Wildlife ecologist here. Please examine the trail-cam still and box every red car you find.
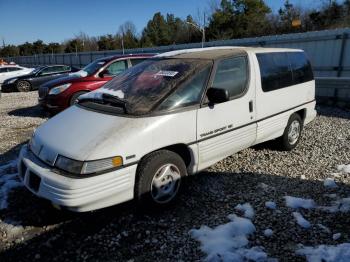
[38,54,154,112]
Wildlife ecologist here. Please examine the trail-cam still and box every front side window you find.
[79,58,212,115]
[158,65,211,111]
[212,56,248,98]
[105,60,127,76]
[81,59,108,76]
[40,67,55,75]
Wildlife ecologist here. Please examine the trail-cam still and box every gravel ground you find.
[0,92,47,164]
[0,92,350,261]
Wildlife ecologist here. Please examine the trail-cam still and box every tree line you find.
[1,0,350,58]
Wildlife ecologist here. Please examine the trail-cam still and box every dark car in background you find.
[1,65,80,92]
[38,54,154,113]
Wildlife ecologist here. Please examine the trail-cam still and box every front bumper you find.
[1,83,16,92]
[18,145,137,212]
[38,92,66,112]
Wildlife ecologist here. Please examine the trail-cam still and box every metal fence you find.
[8,28,350,78]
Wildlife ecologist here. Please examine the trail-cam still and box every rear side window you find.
[288,52,313,84]
[257,53,293,92]
[212,56,248,98]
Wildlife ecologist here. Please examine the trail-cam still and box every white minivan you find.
[18,47,316,212]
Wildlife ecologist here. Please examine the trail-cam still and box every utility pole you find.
[202,13,206,48]
[121,36,125,55]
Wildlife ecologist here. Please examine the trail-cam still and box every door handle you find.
[249,100,253,113]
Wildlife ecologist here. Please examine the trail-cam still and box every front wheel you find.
[16,80,31,92]
[135,150,187,207]
[278,113,303,151]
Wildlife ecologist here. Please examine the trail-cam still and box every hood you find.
[5,73,34,83]
[42,74,84,89]
[31,105,154,162]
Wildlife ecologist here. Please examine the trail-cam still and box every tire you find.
[278,113,303,151]
[69,91,88,106]
[16,80,31,92]
[135,150,187,208]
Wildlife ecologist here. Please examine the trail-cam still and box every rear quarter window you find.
[288,52,313,84]
[257,51,313,92]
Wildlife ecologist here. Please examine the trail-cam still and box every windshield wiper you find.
[77,93,128,113]
[101,93,128,113]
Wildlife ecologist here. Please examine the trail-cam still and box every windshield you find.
[79,58,212,115]
[31,66,44,74]
[81,59,108,76]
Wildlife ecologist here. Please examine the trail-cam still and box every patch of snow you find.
[324,178,338,189]
[337,164,350,174]
[0,160,22,209]
[318,197,350,213]
[296,243,350,262]
[263,229,273,237]
[69,70,87,77]
[324,194,337,199]
[235,203,255,219]
[293,212,311,229]
[285,196,316,209]
[190,214,275,262]
[333,233,341,240]
[317,224,331,234]
[265,201,277,210]
[156,46,243,58]
[0,221,25,239]
[258,183,275,192]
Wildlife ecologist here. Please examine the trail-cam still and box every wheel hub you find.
[151,164,181,204]
[288,120,300,145]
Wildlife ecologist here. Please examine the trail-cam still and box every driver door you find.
[196,55,257,171]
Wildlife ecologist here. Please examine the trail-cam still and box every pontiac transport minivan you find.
[18,47,316,212]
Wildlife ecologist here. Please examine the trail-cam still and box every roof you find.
[97,53,155,62]
[157,46,303,60]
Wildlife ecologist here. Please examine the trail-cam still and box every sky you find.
[0,0,324,45]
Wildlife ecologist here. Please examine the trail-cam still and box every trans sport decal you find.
[200,124,233,138]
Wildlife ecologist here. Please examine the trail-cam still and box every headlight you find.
[55,155,123,175]
[55,155,83,174]
[6,78,17,84]
[49,83,72,95]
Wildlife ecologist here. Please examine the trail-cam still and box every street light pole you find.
[186,19,205,48]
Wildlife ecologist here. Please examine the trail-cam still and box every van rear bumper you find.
[304,101,317,125]
[18,145,137,212]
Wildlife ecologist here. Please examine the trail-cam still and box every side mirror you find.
[206,87,229,104]
[98,70,106,78]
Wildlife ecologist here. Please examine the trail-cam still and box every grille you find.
[39,87,48,98]
[28,171,41,192]
[20,161,27,180]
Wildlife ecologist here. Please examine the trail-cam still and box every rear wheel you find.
[16,80,31,92]
[278,113,303,151]
[69,91,88,106]
[135,150,186,207]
